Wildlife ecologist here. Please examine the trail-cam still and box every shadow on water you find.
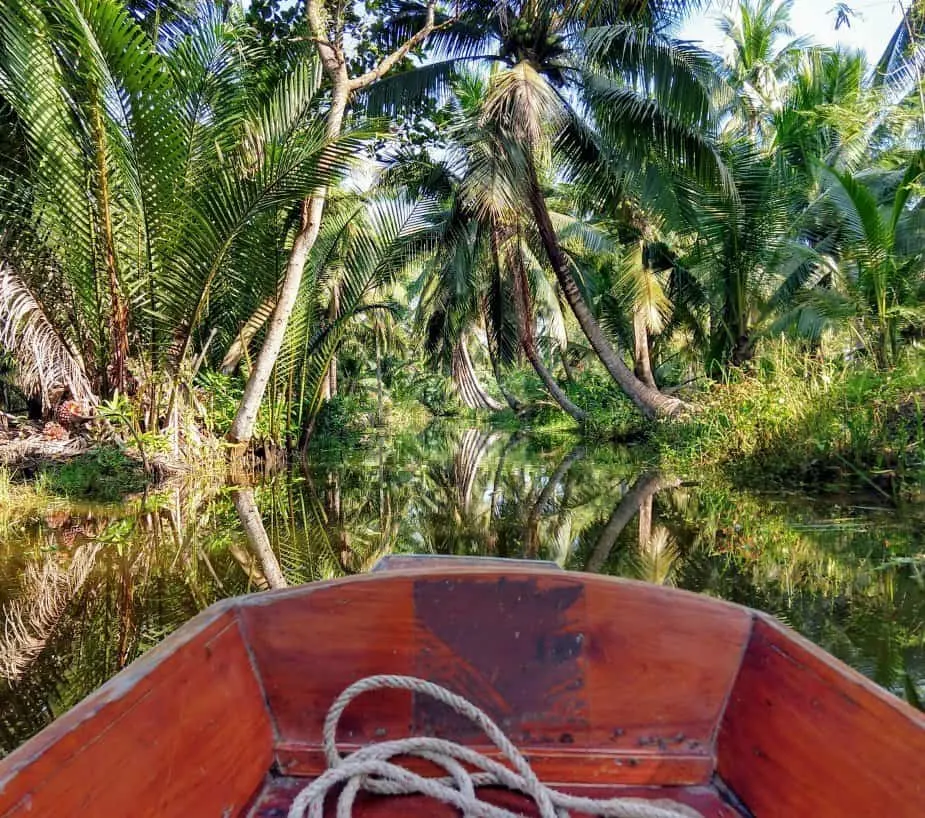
[0,422,923,751]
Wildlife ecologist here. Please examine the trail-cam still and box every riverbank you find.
[650,348,925,500]
[2,348,921,504]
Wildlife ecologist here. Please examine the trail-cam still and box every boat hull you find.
[0,563,921,816]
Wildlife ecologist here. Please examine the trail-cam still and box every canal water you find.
[0,425,922,753]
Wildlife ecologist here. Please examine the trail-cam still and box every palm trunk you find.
[633,309,657,389]
[227,78,349,445]
[586,473,681,573]
[525,162,683,419]
[511,243,587,423]
[91,97,129,395]
[452,333,504,411]
[222,297,275,373]
[232,488,287,589]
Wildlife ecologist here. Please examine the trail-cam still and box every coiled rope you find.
[287,675,704,818]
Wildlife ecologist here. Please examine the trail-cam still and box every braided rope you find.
[287,675,704,818]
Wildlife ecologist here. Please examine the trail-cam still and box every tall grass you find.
[653,345,925,497]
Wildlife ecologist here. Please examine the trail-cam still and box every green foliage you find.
[312,395,368,446]
[197,370,297,442]
[37,446,148,501]
[652,346,925,496]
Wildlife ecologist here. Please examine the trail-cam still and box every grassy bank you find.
[650,348,925,499]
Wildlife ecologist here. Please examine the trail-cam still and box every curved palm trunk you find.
[523,444,586,556]
[586,472,681,573]
[221,297,275,373]
[511,245,588,423]
[452,333,504,411]
[525,164,683,419]
[633,309,658,389]
[231,488,288,589]
[227,79,350,446]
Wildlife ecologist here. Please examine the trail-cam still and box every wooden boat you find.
[0,556,923,817]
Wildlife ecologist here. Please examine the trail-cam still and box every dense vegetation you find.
[0,0,922,494]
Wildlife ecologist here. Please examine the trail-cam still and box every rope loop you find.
[287,675,704,818]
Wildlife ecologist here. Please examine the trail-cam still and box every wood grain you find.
[717,615,925,817]
[0,606,273,818]
[239,568,751,786]
[245,776,746,818]
[274,741,713,785]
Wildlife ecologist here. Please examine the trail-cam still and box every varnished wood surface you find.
[244,776,747,818]
[0,607,274,818]
[274,742,713,786]
[238,569,752,786]
[372,555,561,572]
[718,615,925,817]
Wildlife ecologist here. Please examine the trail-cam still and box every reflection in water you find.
[0,425,923,752]
[232,489,287,590]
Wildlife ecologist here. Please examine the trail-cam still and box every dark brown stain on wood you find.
[412,577,588,743]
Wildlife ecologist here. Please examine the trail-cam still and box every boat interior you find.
[0,562,922,817]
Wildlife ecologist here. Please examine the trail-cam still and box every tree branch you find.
[306,0,345,75]
[348,0,450,92]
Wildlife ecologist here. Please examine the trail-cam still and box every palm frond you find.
[0,265,97,408]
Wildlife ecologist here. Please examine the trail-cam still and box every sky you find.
[680,0,904,60]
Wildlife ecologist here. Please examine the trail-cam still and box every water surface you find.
[1,425,922,753]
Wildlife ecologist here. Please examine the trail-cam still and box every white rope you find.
[287,675,704,818]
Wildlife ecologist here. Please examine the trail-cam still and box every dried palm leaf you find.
[0,264,97,409]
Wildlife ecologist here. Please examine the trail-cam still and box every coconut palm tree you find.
[394,74,590,422]
[470,0,726,417]
[814,158,925,366]
[718,0,811,139]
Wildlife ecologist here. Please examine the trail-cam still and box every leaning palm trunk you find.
[452,333,504,411]
[227,81,349,445]
[525,165,683,419]
[586,473,682,573]
[231,488,288,590]
[221,297,275,374]
[511,246,587,423]
[633,309,658,389]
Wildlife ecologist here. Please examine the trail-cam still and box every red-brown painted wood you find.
[0,606,274,818]
[238,569,751,786]
[245,776,746,818]
[273,742,714,786]
[717,615,925,817]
